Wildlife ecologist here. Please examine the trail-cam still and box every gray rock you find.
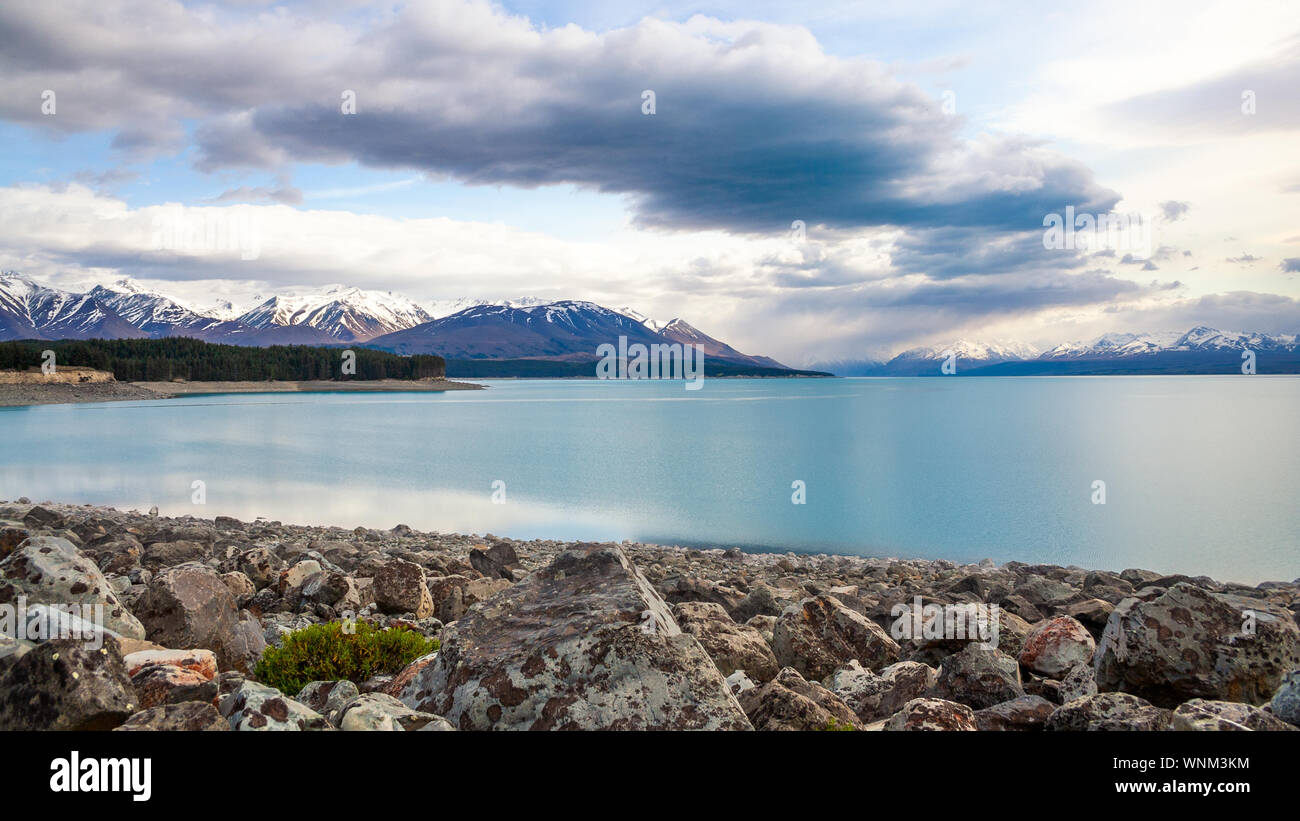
[772,594,901,681]
[296,679,361,722]
[1047,692,1172,731]
[738,666,861,730]
[1018,615,1096,677]
[674,601,779,682]
[373,559,433,617]
[336,692,454,731]
[0,536,145,639]
[1169,699,1296,731]
[1269,669,1300,727]
[974,695,1055,731]
[114,701,229,731]
[932,642,1024,709]
[219,680,331,730]
[883,698,977,731]
[394,544,751,730]
[1093,583,1300,706]
[0,637,137,730]
[134,563,257,673]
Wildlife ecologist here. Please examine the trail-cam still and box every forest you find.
[0,338,445,382]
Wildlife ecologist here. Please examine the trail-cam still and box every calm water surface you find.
[2,376,1296,584]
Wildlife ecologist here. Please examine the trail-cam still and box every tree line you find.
[0,338,445,382]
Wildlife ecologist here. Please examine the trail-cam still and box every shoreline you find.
[0,377,484,407]
[1,498,1297,731]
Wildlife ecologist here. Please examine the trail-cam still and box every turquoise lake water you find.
[1,376,1296,584]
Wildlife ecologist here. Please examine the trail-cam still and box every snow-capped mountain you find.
[1042,328,1298,359]
[236,286,434,342]
[0,272,145,341]
[864,339,1042,375]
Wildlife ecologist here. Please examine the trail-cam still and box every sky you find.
[0,0,1297,365]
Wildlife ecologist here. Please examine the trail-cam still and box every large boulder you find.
[0,536,145,639]
[394,544,751,730]
[932,643,1024,709]
[883,698,977,731]
[336,693,454,731]
[1093,583,1300,706]
[468,542,519,580]
[134,563,264,673]
[974,695,1056,731]
[114,701,229,731]
[738,666,861,730]
[1046,693,1172,731]
[219,680,331,731]
[131,664,217,708]
[674,601,779,682]
[823,659,937,723]
[0,638,137,730]
[1270,669,1300,727]
[1018,615,1096,677]
[772,595,901,681]
[297,679,361,723]
[1169,699,1296,731]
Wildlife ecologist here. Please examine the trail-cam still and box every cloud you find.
[0,0,1117,235]
[1226,253,1261,263]
[1158,200,1190,221]
[1281,258,1300,273]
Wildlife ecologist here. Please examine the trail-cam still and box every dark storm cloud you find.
[0,0,1118,236]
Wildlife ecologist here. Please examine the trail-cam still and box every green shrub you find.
[820,717,856,731]
[254,621,438,695]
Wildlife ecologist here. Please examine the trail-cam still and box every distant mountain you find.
[859,339,1041,376]
[0,273,145,341]
[616,310,789,369]
[835,328,1300,376]
[235,286,434,342]
[804,357,887,376]
[370,301,687,360]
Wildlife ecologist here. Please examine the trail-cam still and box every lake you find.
[1,376,1296,584]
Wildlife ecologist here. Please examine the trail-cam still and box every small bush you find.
[820,717,856,731]
[255,621,437,695]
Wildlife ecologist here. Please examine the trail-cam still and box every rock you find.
[468,542,518,580]
[0,536,145,639]
[22,505,64,529]
[1269,669,1300,727]
[657,575,746,612]
[296,680,361,722]
[114,701,229,731]
[237,547,284,590]
[932,643,1024,709]
[999,594,1045,623]
[883,698,977,731]
[1059,662,1098,704]
[1062,598,1115,640]
[425,575,468,622]
[373,559,433,617]
[134,563,257,672]
[674,601,780,682]
[1046,693,1172,731]
[123,648,219,680]
[1170,699,1296,731]
[219,680,331,730]
[142,540,207,570]
[824,659,938,723]
[1093,583,1300,706]
[131,664,217,708]
[729,585,784,623]
[298,570,361,612]
[725,670,756,696]
[337,693,454,731]
[1015,576,1078,610]
[0,638,137,730]
[394,544,751,730]
[278,560,322,596]
[220,571,257,608]
[0,523,30,559]
[974,695,1055,730]
[1018,615,1096,677]
[738,667,862,730]
[772,594,901,681]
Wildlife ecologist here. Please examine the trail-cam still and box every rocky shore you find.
[1,499,1297,731]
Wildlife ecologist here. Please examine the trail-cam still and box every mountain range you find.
[819,328,1300,376]
[0,272,789,370]
[5,271,1296,375]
